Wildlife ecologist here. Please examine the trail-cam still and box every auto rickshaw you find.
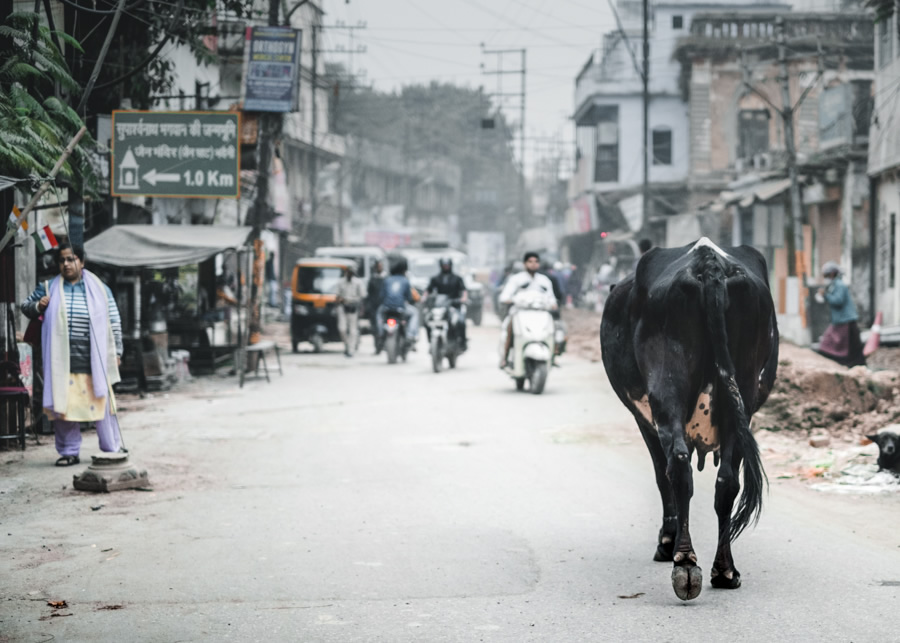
[290,257,357,353]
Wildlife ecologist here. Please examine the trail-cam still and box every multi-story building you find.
[868,9,900,329]
[566,0,788,269]
[675,11,873,341]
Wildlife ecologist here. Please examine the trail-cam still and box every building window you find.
[594,106,619,183]
[738,109,770,159]
[672,15,683,30]
[879,19,892,68]
[652,128,672,165]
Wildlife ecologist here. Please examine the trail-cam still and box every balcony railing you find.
[689,13,873,45]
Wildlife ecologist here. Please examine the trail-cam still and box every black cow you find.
[600,238,778,601]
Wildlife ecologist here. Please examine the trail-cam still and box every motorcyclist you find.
[376,258,420,351]
[498,251,556,369]
[424,257,468,351]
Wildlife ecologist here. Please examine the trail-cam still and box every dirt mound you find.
[754,343,900,440]
[563,308,900,440]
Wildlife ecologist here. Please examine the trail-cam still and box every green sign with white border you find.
[111,111,240,198]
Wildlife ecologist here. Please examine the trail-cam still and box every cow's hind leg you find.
[635,419,677,562]
[711,440,742,589]
[656,415,702,601]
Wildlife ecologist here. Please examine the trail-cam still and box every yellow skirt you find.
[44,373,115,422]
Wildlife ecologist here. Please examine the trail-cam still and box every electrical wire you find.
[55,0,146,15]
[76,0,127,114]
[93,0,184,91]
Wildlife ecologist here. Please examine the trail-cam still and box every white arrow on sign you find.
[142,169,181,187]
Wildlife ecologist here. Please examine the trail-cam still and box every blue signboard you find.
[243,26,302,113]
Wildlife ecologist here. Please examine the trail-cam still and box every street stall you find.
[84,224,253,387]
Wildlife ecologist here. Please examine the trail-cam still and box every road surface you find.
[1,316,899,641]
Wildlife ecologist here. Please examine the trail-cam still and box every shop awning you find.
[718,177,792,209]
[85,224,252,268]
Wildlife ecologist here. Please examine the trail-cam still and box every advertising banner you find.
[111,111,240,198]
[243,26,302,113]
[565,195,598,234]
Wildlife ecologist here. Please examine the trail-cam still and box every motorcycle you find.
[502,290,556,394]
[425,295,464,372]
[381,309,410,364]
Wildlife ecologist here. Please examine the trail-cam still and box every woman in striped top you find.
[21,243,124,466]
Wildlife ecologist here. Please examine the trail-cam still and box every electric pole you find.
[777,16,805,282]
[481,46,527,235]
[741,17,823,280]
[642,0,649,228]
[315,21,367,244]
[310,23,317,226]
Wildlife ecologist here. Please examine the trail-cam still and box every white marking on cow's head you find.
[689,237,730,259]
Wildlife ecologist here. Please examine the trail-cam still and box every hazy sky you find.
[325,0,619,174]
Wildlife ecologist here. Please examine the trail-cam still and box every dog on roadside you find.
[866,431,900,474]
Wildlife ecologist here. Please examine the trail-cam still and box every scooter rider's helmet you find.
[439,257,452,271]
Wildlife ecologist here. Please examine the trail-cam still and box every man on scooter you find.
[424,257,468,351]
[498,251,556,368]
[376,258,420,351]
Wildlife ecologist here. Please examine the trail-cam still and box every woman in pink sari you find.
[814,261,865,368]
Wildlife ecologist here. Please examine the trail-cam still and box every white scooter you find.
[502,290,556,394]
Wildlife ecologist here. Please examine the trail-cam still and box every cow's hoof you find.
[710,567,742,589]
[672,565,703,601]
[653,542,674,562]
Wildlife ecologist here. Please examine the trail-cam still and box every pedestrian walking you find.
[336,264,365,357]
[814,261,866,367]
[367,260,385,354]
[20,243,124,466]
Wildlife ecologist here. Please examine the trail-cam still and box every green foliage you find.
[0,12,97,195]
[866,0,897,29]
[93,0,261,111]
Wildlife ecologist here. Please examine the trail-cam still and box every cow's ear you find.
[866,434,880,445]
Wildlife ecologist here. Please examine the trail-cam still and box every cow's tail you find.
[699,249,766,542]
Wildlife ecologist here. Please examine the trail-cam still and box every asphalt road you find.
[2,316,899,642]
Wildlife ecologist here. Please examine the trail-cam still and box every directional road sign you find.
[111,111,241,198]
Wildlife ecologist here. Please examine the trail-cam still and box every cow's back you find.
[601,240,778,419]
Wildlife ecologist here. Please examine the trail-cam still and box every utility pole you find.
[244,0,284,346]
[310,23,318,226]
[315,22,366,243]
[777,16,805,281]
[739,17,826,332]
[520,49,527,232]
[642,0,649,229]
[481,46,527,235]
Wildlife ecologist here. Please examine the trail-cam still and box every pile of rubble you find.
[754,343,900,438]
[563,308,900,492]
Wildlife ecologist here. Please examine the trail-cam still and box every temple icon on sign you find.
[118,148,140,190]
